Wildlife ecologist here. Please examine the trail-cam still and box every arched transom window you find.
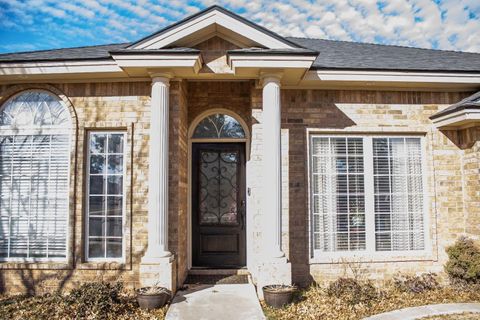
[192,113,246,139]
[0,90,71,260]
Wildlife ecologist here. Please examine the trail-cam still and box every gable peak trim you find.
[128,5,300,50]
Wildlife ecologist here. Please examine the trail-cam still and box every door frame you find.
[187,109,250,270]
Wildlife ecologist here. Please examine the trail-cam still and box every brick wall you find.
[169,81,189,286]
[0,82,153,294]
[457,127,480,239]
[0,80,478,294]
[269,89,476,286]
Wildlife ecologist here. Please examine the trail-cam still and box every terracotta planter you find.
[136,287,171,310]
[262,285,296,308]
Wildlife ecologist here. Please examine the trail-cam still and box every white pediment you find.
[129,6,297,50]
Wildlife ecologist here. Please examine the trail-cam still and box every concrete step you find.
[184,273,249,285]
[188,268,250,276]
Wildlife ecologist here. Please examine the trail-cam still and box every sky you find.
[0,0,479,54]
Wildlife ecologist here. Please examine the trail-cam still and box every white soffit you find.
[304,70,480,84]
[130,9,295,50]
[228,54,316,71]
[111,54,201,70]
[0,60,122,76]
[431,108,480,128]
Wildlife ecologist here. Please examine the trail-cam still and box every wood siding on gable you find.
[193,36,239,74]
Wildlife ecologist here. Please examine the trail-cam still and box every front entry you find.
[192,143,246,267]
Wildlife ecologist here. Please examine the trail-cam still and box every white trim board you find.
[130,9,295,50]
[0,60,122,76]
[304,70,480,84]
[431,108,480,128]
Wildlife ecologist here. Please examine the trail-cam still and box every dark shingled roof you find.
[227,48,318,55]
[286,37,480,72]
[109,47,200,54]
[430,91,480,119]
[1,38,479,73]
[0,43,129,62]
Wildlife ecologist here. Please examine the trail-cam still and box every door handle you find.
[240,200,246,230]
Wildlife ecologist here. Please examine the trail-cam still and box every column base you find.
[255,256,292,299]
[140,255,177,293]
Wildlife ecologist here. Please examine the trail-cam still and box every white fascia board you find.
[112,54,201,69]
[229,55,315,70]
[305,70,480,84]
[133,10,294,50]
[0,60,122,75]
[431,109,480,128]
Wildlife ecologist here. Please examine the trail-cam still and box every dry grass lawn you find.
[262,285,480,320]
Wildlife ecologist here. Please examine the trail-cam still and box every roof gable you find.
[128,5,299,50]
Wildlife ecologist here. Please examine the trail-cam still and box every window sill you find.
[76,261,129,270]
[309,250,435,264]
[0,261,72,270]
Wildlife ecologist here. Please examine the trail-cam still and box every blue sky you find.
[0,0,479,54]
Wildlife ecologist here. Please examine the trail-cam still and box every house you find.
[0,5,479,296]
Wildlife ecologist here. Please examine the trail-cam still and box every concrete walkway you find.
[165,283,265,320]
[364,303,480,320]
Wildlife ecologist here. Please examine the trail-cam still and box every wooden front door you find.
[192,143,246,267]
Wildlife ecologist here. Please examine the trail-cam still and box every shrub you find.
[445,237,480,284]
[327,277,377,305]
[393,273,439,293]
[65,282,123,319]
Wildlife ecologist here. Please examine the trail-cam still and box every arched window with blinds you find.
[0,90,71,260]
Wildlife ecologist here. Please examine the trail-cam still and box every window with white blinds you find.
[373,138,425,251]
[311,137,366,252]
[309,135,427,259]
[86,132,126,261]
[0,91,71,261]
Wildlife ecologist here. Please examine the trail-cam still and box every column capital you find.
[260,70,283,86]
[149,71,174,84]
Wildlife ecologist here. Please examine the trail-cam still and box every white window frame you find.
[85,131,127,263]
[308,133,431,263]
[0,90,72,263]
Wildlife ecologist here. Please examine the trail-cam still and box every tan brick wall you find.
[269,89,476,286]
[455,127,480,239]
[0,82,154,294]
[0,80,478,293]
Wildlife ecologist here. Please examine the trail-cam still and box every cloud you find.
[57,2,95,19]
[0,0,479,54]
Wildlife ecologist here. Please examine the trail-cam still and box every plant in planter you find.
[262,284,297,308]
[136,283,171,310]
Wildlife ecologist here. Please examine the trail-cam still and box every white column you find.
[262,74,285,259]
[143,74,172,261]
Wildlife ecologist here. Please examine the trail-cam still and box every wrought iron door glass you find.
[198,150,238,225]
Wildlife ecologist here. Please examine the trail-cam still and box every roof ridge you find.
[0,42,130,56]
[286,36,480,55]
